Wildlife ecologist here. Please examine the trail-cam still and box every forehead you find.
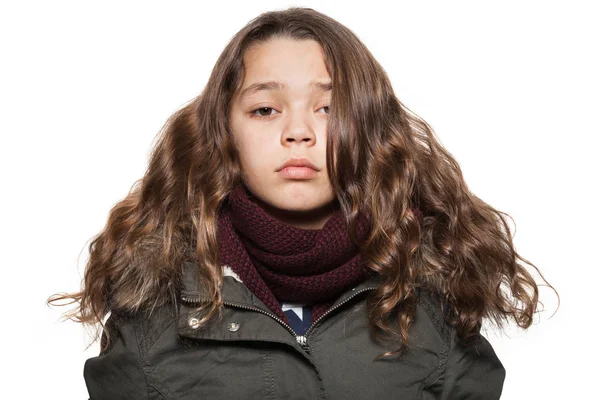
[238,38,331,98]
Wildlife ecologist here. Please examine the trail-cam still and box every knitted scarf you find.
[217,183,375,325]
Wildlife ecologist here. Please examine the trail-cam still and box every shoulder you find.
[97,301,181,362]
[414,288,506,399]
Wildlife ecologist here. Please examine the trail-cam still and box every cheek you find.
[237,131,273,158]
[237,141,271,176]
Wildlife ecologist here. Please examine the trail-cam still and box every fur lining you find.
[222,265,243,283]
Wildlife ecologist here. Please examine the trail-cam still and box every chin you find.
[275,196,335,212]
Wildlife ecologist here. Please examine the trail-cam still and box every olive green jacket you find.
[84,261,505,399]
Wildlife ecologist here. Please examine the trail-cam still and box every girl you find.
[49,7,557,399]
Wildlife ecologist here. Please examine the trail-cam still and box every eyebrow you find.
[238,80,332,100]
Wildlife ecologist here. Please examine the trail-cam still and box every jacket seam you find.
[417,289,452,346]
[132,316,176,399]
[132,313,157,400]
[437,327,456,397]
[307,325,336,400]
[146,370,175,400]
[262,350,276,399]
[417,290,452,390]
[421,344,450,389]
[138,307,178,355]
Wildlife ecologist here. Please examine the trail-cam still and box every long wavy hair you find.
[48,7,558,358]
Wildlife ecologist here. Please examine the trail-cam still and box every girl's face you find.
[229,37,337,230]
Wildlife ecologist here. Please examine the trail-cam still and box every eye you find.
[251,107,277,118]
[250,105,330,119]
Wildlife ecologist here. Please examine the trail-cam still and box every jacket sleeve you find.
[83,310,149,400]
[440,329,506,400]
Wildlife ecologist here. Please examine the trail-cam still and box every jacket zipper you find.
[180,295,301,345]
[180,286,376,354]
[297,286,377,352]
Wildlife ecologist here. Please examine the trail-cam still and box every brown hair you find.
[48,7,558,358]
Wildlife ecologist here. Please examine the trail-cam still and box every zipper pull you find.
[296,335,310,353]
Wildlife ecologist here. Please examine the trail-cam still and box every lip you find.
[276,157,320,172]
[278,166,318,179]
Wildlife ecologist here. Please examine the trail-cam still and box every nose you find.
[281,111,317,147]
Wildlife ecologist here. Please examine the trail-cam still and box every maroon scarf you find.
[217,183,375,324]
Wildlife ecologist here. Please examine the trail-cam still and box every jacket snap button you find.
[188,317,201,329]
[228,322,240,332]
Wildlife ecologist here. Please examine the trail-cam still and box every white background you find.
[1,1,597,398]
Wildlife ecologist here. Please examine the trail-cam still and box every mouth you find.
[276,157,320,172]
[277,166,318,180]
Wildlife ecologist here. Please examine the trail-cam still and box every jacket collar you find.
[179,260,383,311]
[177,261,385,359]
